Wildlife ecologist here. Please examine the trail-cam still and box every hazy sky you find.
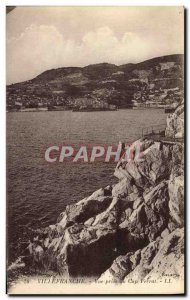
[6,6,184,84]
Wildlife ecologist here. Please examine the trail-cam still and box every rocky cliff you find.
[25,103,184,283]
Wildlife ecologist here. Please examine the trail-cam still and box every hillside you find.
[7,54,184,110]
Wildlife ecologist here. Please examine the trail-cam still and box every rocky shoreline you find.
[9,102,184,285]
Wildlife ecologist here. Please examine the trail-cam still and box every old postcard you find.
[6,6,185,295]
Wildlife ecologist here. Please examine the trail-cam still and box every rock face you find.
[168,141,184,227]
[100,227,184,282]
[165,102,184,138]
[26,104,184,281]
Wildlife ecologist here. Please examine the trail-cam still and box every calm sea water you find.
[7,109,166,262]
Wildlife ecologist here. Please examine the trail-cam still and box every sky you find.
[6,6,184,84]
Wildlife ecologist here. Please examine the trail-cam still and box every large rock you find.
[171,143,184,177]
[168,175,184,226]
[58,224,118,276]
[125,227,184,281]
[128,181,169,242]
[100,249,141,282]
[57,187,113,228]
[115,141,172,187]
[168,141,184,226]
[100,228,184,282]
[165,102,184,138]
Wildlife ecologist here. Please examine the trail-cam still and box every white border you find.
[0,1,189,299]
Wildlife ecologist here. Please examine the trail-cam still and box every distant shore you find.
[7,106,171,113]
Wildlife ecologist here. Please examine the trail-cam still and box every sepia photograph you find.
[6,5,185,295]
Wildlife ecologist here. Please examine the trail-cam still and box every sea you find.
[7,109,167,263]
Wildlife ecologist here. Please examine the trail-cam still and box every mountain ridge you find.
[7,54,184,110]
[8,54,183,86]
[31,54,185,83]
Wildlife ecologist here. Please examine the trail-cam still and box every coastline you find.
[8,102,184,294]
